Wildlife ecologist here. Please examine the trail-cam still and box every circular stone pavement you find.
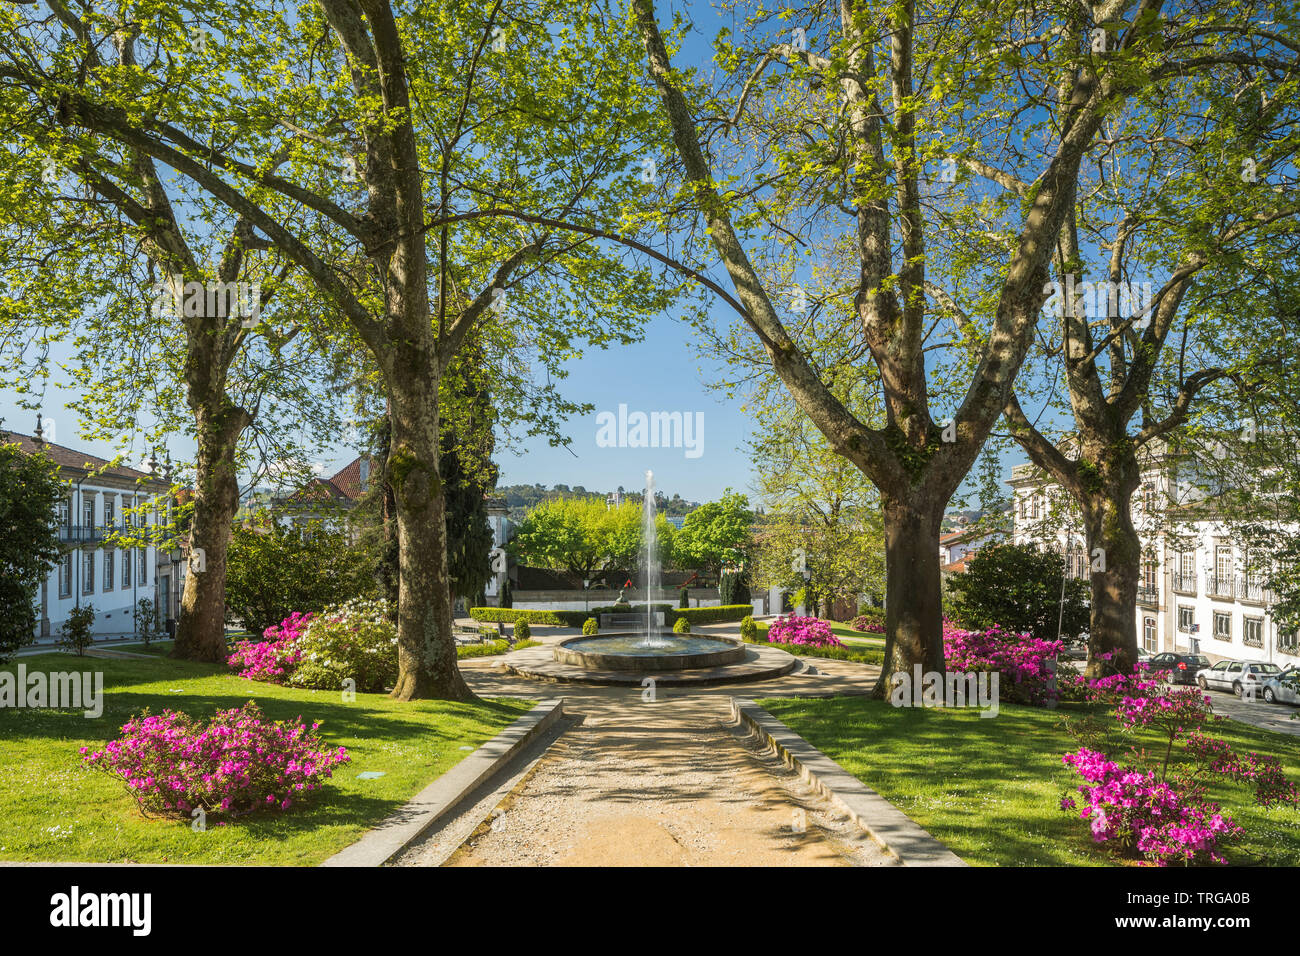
[502,641,800,686]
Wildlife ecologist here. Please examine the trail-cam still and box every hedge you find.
[469,603,755,627]
[668,604,753,625]
[744,634,885,666]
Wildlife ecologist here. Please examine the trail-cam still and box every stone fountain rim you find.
[553,631,748,671]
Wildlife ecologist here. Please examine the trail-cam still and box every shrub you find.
[58,604,96,656]
[227,612,313,683]
[134,598,163,647]
[850,608,885,634]
[1059,664,1298,865]
[667,604,752,625]
[81,700,349,821]
[672,616,691,634]
[679,586,689,609]
[765,615,843,648]
[946,542,1090,642]
[471,607,574,626]
[499,577,513,608]
[582,617,599,635]
[514,619,531,641]
[225,523,378,636]
[739,615,758,641]
[719,570,751,607]
[289,599,398,693]
[458,639,510,659]
[943,622,1063,706]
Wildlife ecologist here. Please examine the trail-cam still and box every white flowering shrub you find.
[289,599,398,693]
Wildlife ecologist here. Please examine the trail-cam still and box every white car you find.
[1196,660,1284,697]
[1262,667,1300,705]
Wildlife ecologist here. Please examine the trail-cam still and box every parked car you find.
[1148,652,1211,685]
[1196,660,1284,696]
[1262,667,1300,705]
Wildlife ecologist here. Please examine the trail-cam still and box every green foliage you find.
[134,599,162,648]
[513,619,531,642]
[719,570,751,607]
[289,599,397,694]
[499,578,513,609]
[672,616,690,634]
[470,607,575,626]
[669,605,753,625]
[672,491,752,576]
[946,543,1090,642]
[679,586,689,608]
[739,615,758,641]
[58,605,96,657]
[225,523,378,638]
[0,441,62,662]
[582,617,599,636]
[508,497,671,581]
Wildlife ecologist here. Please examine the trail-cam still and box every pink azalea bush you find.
[942,622,1063,705]
[850,614,885,634]
[227,612,313,683]
[765,615,844,648]
[81,701,349,821]
[1060,662,1298,865]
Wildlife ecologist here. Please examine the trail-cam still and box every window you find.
[1143,616,1157,652]
[58,553,72,597]
[159,575,170,619]
[81,550,95,594]
[56,498,69,526]
[1215,544,1233,582]
[1280,628,1299,656]
[1244,617,1264,648]
[82,495,95,528]
[1030,496,1040,519]
[1142,561,1157,590]
[103,549,114,591]
[1213,611,1232,641]
[122,548,132,588]
[138,549,148,585]
[1175,551,1196,592]
[104,497,115,528]
[1178,606,1195,633]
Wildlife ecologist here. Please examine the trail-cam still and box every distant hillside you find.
[497,483,699,521]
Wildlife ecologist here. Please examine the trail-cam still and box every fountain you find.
[551,470,750,673]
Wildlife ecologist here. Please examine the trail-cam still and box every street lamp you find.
[583,578,590,614]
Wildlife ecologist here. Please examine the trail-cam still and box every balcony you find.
[1137,585,1161,607]
[1238,578,1268,605]
[58,525,104,544]
[1206,575,1235,600]
[1171,573,1197,596]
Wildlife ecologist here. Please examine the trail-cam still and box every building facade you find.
[5,429,174,640]
[1009,450,1299,667]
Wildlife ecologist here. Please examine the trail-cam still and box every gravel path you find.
[417,694,893,867]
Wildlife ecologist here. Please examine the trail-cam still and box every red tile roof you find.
[2,431,166,485]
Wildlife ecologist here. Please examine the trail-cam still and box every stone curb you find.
[730,698,967,867]
[320,698,566,867]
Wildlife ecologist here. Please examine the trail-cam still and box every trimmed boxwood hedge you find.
[469,602,755,627]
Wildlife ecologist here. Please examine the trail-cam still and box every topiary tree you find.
[739,615,758,641]
[582,617,599,635]
[0,438,63,663]
[946,543,1090,644]
[58,604,96,657]
[134,598,162,648]
[513,619,531,643]
[720,570,751,608]
[499,577,513,609]
[679,585,689,609]
[672,616,690,634]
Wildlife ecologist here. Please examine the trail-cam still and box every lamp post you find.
[583,579,590,614]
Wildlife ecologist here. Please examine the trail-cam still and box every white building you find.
[939,525,1004,573]
[1009,445,1300,667]
[5,427,174,640]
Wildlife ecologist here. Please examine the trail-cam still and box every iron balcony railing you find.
[1206,574,1235,599]
[1137,584,1161,606]
[1171,573,1197,595]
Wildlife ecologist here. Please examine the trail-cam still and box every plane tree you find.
[0,0,681,698]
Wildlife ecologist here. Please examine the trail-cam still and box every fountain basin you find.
[554,633,748,671]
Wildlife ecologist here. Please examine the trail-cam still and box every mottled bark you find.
[875,491,946,696]
[1079,452,1142,678]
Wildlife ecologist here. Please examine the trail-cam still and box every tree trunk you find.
[1080,464,1142,678]
[171,402,247,663]
[873,490,946,697]
[386,371,473,702]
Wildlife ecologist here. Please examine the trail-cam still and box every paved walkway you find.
[398,655,890,867]
[1203,688,1300,737]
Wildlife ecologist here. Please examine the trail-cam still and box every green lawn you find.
[0,653,532,865]
[758,695,1300,867]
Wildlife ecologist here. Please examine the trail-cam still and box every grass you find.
[757,695,1300,867]
[0,652,532,865]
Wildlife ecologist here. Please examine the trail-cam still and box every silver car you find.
[1196,660,1283,696]
[1262,667,1300,705]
